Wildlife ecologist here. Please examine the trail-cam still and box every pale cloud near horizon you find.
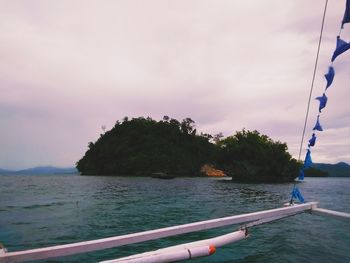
[0,0,349,169]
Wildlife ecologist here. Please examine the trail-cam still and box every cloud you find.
[0,0,349,169]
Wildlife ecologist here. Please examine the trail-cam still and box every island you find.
[77,117,215,177]
[76,116,302,182]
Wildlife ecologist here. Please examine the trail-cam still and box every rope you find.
[297,0,329,161]
[242,213,296,229]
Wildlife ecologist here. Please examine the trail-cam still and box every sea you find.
[0,175,349,263]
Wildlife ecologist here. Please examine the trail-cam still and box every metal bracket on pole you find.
[0,242,8,255]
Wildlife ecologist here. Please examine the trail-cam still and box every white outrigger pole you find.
[1,202,349,263]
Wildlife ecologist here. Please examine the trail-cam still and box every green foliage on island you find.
[76,117,215,176]
[76,117,301,182]
[216,130,300,182]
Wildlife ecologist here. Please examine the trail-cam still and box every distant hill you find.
[0,166,78,175]
[313,162,350,177]
[1,162,348,177]
[304,167,328,177]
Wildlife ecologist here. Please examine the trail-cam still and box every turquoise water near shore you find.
[0,175,349,262]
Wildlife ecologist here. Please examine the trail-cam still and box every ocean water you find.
[0,175,349,263]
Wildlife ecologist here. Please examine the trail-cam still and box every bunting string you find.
[291,0,350,204]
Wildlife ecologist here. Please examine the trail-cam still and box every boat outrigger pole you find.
[1,202,349,263]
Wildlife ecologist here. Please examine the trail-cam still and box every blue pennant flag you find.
[324,66,335,89]
[298,169,305,180]
[331,36,350,62]
[316,93,328,112]
[342,0,350,28]
[308,133,317,147]
[291,187,305,203]
[304,149,313,169]
[313,116,323,131]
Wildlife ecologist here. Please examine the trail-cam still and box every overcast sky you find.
[1,0,349,169]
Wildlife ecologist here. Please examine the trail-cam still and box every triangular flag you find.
[313,116,323,131]
[342,0,350,28]
[324,66,335,89]
[316,93,328,112]
[291,187,305,203]
[308,133,317,147]
[331,36,350,62]
[298,169,305,180]
[304,149,313,169]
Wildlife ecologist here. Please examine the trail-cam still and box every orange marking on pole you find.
[209,245,216,255]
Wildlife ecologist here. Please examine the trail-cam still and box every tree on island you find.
[216,129,300,182]
[76,117,215,176]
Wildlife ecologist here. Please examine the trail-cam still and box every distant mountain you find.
[1,163,349,177]
[0,166,78,175]
[313,162,350,177]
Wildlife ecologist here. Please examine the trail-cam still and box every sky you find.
[1,0,350,170]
